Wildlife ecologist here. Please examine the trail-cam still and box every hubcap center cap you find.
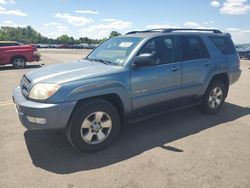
[91,122,101,132]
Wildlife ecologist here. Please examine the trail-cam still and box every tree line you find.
[0,26,121,44]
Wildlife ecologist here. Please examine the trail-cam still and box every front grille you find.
[20,75,31,97]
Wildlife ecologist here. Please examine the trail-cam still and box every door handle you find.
[171,65,180,72]
[204,61,211,66]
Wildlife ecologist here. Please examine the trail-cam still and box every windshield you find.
[87,37,143,66]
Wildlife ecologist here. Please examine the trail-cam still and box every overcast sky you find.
[0,0,250,43]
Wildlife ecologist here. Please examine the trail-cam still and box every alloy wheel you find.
[80,111,112,144]
[208,87,223,109]
[13,58,25,68]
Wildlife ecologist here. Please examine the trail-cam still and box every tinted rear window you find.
[180,36,209,61]
[210,36,235,55]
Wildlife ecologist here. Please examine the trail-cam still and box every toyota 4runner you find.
[13,28,241,152]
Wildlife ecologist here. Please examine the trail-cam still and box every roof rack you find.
[126,28,222,35]
[125,29,166,35]
[162,28,222,33]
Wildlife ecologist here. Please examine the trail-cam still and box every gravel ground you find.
[0,49,250,188]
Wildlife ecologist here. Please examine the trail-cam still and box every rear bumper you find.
[229,68,241,85]
[13,87,76,130]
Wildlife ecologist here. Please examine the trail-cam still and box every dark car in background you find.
[36,43,97,49]
[236,46,250,59]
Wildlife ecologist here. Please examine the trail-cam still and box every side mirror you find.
[132,53,154,68]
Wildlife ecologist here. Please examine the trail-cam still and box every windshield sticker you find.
[116,59,125,64]
[119,42,133,48]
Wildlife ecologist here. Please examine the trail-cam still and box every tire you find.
[199,80,226,114]
[12,57,26,69]
[66,99,121,152]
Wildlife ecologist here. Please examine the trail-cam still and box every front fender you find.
[64,80,132,113]
[73,81,132,112]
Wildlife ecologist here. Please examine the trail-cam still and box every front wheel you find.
[12,57,26,69]
[199,81,226,114]
[66,100,121,152]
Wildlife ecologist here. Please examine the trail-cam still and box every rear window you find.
[210,36,235,55]
[180,36,209,61]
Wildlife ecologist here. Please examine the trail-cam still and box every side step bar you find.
[127,99,201,124]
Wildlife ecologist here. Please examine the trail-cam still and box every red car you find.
[0,41,41,69]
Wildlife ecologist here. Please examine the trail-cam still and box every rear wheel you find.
[12,57,26,69]
[66,100,121,152]
[199,80,226,114]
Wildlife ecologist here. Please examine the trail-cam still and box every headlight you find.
[29,83,61,100]
[33,50,41,57]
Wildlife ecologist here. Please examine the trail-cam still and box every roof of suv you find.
[123,28,228,38]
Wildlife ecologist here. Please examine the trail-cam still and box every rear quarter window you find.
[209,36,235,55]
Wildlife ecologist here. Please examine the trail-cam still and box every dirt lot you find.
[0,49,250,188]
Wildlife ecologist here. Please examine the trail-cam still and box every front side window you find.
[139,36,177,65]
[0,43,20,47]
[180,36,209,61]
[87,37,143,65]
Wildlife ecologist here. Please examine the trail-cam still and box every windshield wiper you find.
[86,58,113,65]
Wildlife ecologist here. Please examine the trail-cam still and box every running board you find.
[127,99,201,124]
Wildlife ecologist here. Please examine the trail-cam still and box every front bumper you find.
[30,55,41,62]
[13,87,76,130]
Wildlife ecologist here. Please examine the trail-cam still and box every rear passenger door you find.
[178,35,212,97]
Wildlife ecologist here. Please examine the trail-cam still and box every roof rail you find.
[126,31,140,35]
[126,28,222,35]
[162,28,222,34]
[126,29,162,35]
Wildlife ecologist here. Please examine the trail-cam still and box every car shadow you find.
[0,64,42,71]
[24,102,250,174]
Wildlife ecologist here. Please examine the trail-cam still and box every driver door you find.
[131,36,182,110]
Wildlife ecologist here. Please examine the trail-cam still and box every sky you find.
[0,0,250,43]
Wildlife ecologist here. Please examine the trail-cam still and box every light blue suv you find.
[13,28,241,152]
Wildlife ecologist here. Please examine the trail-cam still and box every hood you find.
[25,59,121,84]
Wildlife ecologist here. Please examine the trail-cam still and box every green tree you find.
[57,35,74,44]
[109,31,121,38]
[0,26,120,45]
[0,26,49,44]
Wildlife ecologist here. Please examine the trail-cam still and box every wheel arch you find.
[206,73,229,97]
[68,93,127,128]
[10,55,27,63]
